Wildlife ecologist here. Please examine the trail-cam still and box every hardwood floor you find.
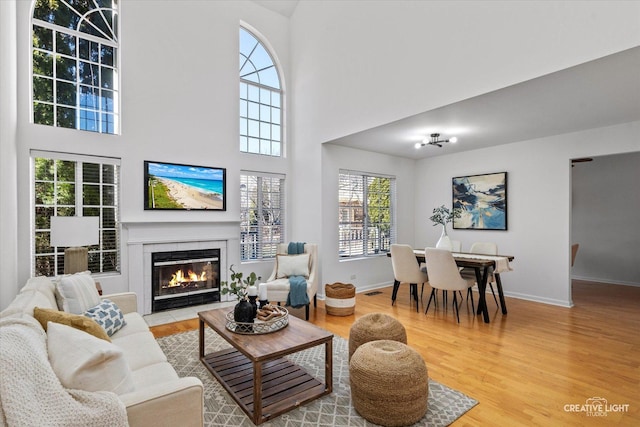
[150,280,640,426]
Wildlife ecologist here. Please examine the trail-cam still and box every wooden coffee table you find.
[198,308,333,425]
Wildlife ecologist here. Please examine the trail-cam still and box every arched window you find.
[239,27,282,156]
[32,0,119,134]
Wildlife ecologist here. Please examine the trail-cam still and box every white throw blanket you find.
[0,317,129,427]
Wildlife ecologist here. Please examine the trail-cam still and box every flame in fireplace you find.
[168,269,207,287]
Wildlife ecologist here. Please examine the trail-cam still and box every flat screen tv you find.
[144,160,226,211]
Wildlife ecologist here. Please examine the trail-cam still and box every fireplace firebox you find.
[152,248,220,312]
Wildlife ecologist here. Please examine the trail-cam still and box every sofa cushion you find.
[112,332,167,371]
[0,290,58,319]
[34,307,110,341]
[130,362,179,390]
[109,312,150,339]
[55,271,101,314]
[275,253,310,278]
[47,321,135,395]
[84,299,126,337]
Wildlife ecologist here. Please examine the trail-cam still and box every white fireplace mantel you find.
[122,221,240,314]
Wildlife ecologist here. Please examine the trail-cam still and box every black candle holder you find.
[258,299,269,308]
[248,295,258,318]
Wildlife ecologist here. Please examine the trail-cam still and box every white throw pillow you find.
[276,253,310,278]
[47,321,135,395]
[55,271,101,314]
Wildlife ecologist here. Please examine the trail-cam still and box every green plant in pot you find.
[221,264,260,325]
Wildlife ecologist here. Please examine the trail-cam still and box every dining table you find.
[388,250,515,323]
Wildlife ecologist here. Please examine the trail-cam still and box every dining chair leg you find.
[391,280,400,305]
[467,288,475,314]
[425,289,436,315]
[453,292,460,323]
[410,283,419,312]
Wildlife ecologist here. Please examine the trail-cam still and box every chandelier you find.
[415,133,458,149]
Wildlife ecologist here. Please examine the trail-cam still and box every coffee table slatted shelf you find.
[199,308,333,425]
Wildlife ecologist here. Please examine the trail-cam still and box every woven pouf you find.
[348,312,407,361]
[350,340,429,426]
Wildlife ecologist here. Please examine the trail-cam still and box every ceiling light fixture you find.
[414,133,458,149]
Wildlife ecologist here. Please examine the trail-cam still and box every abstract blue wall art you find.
[452,172,507,230]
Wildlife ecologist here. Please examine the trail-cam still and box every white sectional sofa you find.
[0,274,203,427]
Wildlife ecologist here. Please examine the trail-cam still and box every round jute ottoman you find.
[348,313,407,361]
[350,340,429,426]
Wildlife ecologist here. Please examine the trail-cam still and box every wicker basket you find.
[325,282,356,316]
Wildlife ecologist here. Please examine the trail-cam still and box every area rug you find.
[157,328,477,426]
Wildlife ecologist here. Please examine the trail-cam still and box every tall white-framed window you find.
[239,27,282,156]
[240,172,285,261]
[339,170,396,258]
[32,150,121,276]
[32,0,119,134]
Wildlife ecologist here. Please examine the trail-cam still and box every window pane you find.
[79,61,99,85]
[57,183,75,205]
[34,182,54,205]
[33,51,53,77]
[56,106,76,128]
[33,25,53,50]
[33,77,53,102]
[56,32,76,56]
[56,81,76,106]
[83,184,100,205]
[101,45,114,66]
[80,109,99,131]
[33,102,54,125]
[56,55,76,81]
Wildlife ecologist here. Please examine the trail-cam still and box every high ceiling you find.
[326,46,640,160]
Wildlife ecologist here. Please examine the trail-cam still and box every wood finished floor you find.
[150,280,640,426]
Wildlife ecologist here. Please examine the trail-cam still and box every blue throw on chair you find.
[285,242,310,308]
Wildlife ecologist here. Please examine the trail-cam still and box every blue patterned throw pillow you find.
[84,299,126,337]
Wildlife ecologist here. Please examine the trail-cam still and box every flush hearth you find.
[152,248,220,312]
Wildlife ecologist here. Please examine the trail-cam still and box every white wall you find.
[0,0,19,309]
[571,152,640,285]
[415,121,640,307]
[320,144,415,293]
[2,0,291,308]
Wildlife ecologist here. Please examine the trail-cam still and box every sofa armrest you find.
[101,292,137,314]
[119,377,204,427]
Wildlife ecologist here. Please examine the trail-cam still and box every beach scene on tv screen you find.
[147,162,224,210]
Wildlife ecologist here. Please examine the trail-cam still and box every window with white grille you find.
[239,27,282,156]
[32,151,120,276]
[32,0,119,134]
[339,170,396,258]
[240,172,285,261]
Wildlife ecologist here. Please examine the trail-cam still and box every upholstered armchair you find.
[261,243,318,320]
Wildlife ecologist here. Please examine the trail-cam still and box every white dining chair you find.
[390,244,429,312]
[423,248,475,323]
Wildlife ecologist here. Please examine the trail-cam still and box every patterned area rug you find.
[157,328,477,426]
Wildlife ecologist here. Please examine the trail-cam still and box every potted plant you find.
[429,205,462,250]
[221,264,260,324]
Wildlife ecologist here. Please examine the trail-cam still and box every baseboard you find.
[571,275,640,287]
[502,291,573,308]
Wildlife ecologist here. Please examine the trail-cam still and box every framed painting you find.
[452,172,507,230]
